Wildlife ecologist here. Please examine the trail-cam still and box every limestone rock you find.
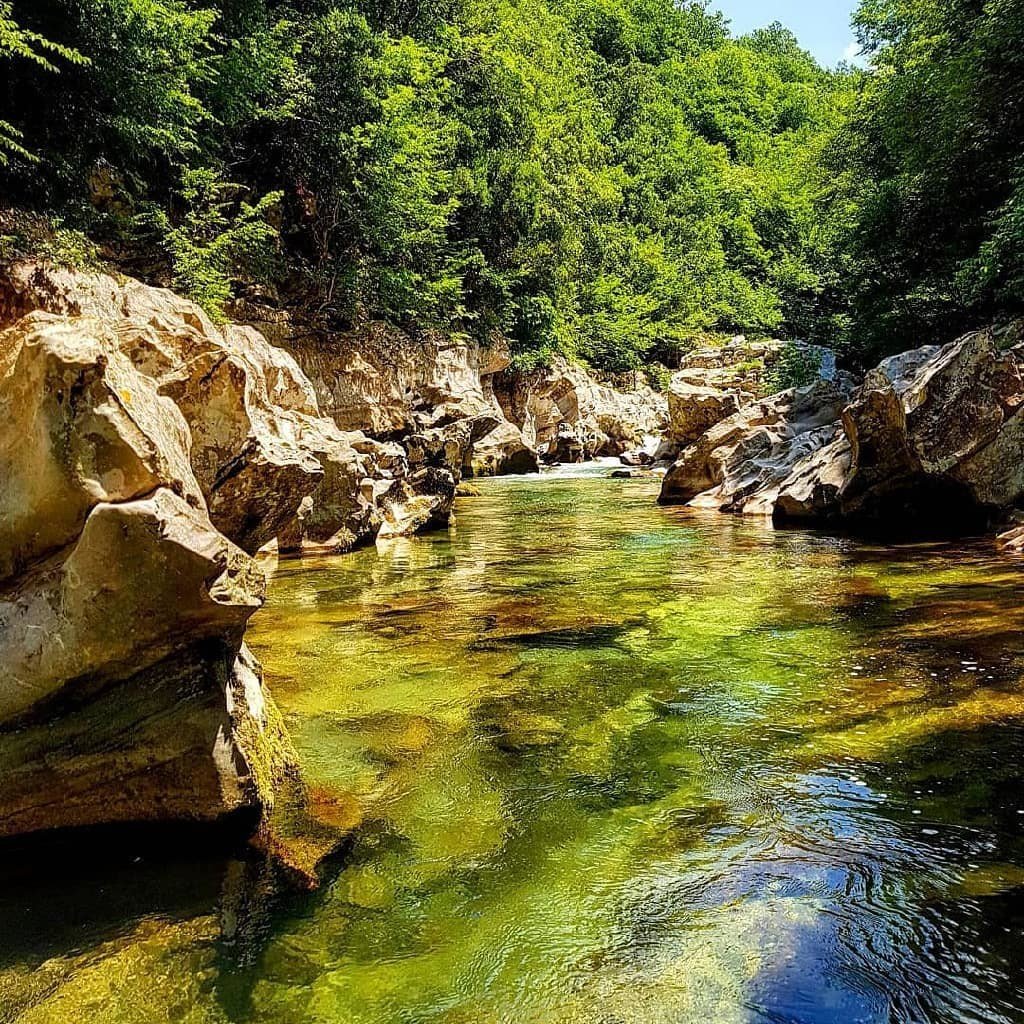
[262,319,538,477]
[998,521,1024,553]
[0,313,204,581]
[659,324,1024,537]
[0,262,332,554]
[665,378,744,452]
[377,467,456,539]
[495,356,668,461]
[0,275,301,842]
[659,380,850,512]
[839,328,1024,529]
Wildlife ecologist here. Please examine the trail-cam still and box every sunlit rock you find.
[495,355,668,460]
[0,308,296,837]
[660,324,1024,538]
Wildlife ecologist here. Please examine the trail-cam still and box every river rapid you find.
[4,473,1024,1023]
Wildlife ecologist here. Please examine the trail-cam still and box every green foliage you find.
[833,0,1024,362]
[764,342,822,393]
[0,219,101,268]
[151,169,282,321]
[645,362,672,392]
[0,0,856,370]
[0,1,84,165]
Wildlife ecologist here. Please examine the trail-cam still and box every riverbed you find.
[4,473,1024,1023]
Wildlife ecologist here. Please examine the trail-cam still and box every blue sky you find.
[711,0,861,67]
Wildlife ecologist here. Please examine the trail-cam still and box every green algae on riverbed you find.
[5,474,1024,1023]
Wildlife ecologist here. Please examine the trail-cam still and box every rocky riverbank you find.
[659,324,1024,539]
[0,262,666,853]
[4,258,1023,857]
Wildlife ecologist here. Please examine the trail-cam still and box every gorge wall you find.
[658,324,1024,540]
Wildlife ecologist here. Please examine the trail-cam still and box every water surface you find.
[5,474,1024,1023]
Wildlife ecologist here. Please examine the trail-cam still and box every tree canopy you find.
[2,0,1021,372]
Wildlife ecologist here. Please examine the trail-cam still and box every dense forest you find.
[0,0,1022,372]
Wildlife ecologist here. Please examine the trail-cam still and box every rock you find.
[658,324,1024,538]
[659,380,850,512]
[671,338,835,398]
[0,261,420,556]
[495,356,668,458]
[875,344,942,387]
[620,449,654,468]
[466,418,541,476]
[254,317,539,478]
[671,338,780,393]
[610,470,633,479]
[0,313,204,581]
[837,328,1024,531]
[0,262,548,852]
[0,263,334,555]
[772,434,853,522]
[543,430,588,465]
[998,521,1024,553]
[277,425,381,555]
[665,378,744,452]
[377,467,456,539]
[0,308,297,839]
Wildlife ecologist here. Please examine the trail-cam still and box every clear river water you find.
[5,472,1024,1023]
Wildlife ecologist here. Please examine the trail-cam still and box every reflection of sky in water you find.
[4,475,1024,1023]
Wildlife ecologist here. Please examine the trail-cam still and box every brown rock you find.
[496,356,667,459]
[666,378,743,451]
[659,380,849,511]
[0,279,299,841]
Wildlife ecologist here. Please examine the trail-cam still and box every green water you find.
[6,473,1024,1023]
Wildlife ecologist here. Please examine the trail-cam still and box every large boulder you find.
[661,378,746,458]
[0,263,331,554]
[0,313,204,581]
[837,329,1024,531]
[0,261,432,556]
[0,310,296,839]
[659,380,850,513]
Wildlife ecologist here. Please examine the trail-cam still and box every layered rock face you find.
[660,380,852,514]
[1,263,477,556]
[0,261,561,843]
[660,325,1024,536]
[246,314,540,480]
[494,357,668,462]
[0,307,295,838]
[1,262,513,842]
[655,337,839,462]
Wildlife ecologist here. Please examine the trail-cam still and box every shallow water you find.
[6,474,1024,1023]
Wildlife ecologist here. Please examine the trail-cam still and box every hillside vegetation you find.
[0,0,1022,371]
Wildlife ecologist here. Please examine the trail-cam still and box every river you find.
[4,473,1024,1023]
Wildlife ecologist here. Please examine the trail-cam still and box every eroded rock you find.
[662,378,745,457]
[660,380,850,513]
[659,324,1024,538]
[0,306,297,839]
[495,356,667,461]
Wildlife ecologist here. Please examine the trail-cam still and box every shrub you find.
[764,342,822,393]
